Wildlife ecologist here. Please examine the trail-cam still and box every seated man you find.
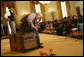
[19,13,43,48]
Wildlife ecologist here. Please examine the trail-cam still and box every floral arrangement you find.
[42,30,56,35]
[39,48,56,56]
[1,35,9,40]
[67,19,73,26]
[71,32,83,39]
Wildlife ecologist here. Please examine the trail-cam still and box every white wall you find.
[70,1,77,16]
[15,1,83,22]
[16,1,59,22]
[44,1,59,21]
[16,1,31,24]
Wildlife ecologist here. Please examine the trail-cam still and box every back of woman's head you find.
[72,15,77,19]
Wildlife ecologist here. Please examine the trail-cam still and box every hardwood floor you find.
[1,33,83,56]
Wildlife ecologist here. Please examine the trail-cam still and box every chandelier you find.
[39,1,51,5]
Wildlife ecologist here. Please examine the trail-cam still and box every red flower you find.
[39,51,45,55]
[1,37,4,39]
[54,31,56,32]
[73,32,83,36]
[3,36,6,38]
[39,51,48,56]
[44,52,48,56]
[49,48,53,52]
[42,55,45,56]
[47,31,49,32]
[51,31,56,32]
[74,32,79,36]
[43,30,45,32]
[7,35,9,37]
[79,33,83,35]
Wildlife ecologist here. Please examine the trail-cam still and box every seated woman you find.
[55,20,66,35]
[63,17,73,35]
[49,21,53,31]
[53,20,57,29]
[70,15,78,33]
[45,21,50,30]
[72,15,78,28]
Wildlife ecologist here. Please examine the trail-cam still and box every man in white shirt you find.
[4,6,16,34]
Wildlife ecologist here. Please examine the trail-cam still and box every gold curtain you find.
[1,1,7,34]
[30,1,36,13]
[66,1,71,17]
[40,3,46,22]
[1,1,6,25]
[56,1,63,19]
[1,1,10,34]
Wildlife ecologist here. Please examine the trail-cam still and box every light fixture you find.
[39,1,51,5]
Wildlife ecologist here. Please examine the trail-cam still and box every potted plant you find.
[39,48,56,56]
[71,32,83,39]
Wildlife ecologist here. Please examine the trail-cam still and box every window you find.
[5,7,12,34]
[35,4,41,13]
[61,1,67,18]
[35,4,42,22]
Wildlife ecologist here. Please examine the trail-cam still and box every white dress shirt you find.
[4,10,13,19]
[27,13,36,28]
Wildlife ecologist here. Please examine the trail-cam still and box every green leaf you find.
[48,53,56,56]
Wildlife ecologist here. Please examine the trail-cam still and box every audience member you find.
[39,15,82,36]
[39,22,45,32]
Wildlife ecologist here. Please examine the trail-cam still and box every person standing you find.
[72,15,78,28]
[4,6,16,35]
